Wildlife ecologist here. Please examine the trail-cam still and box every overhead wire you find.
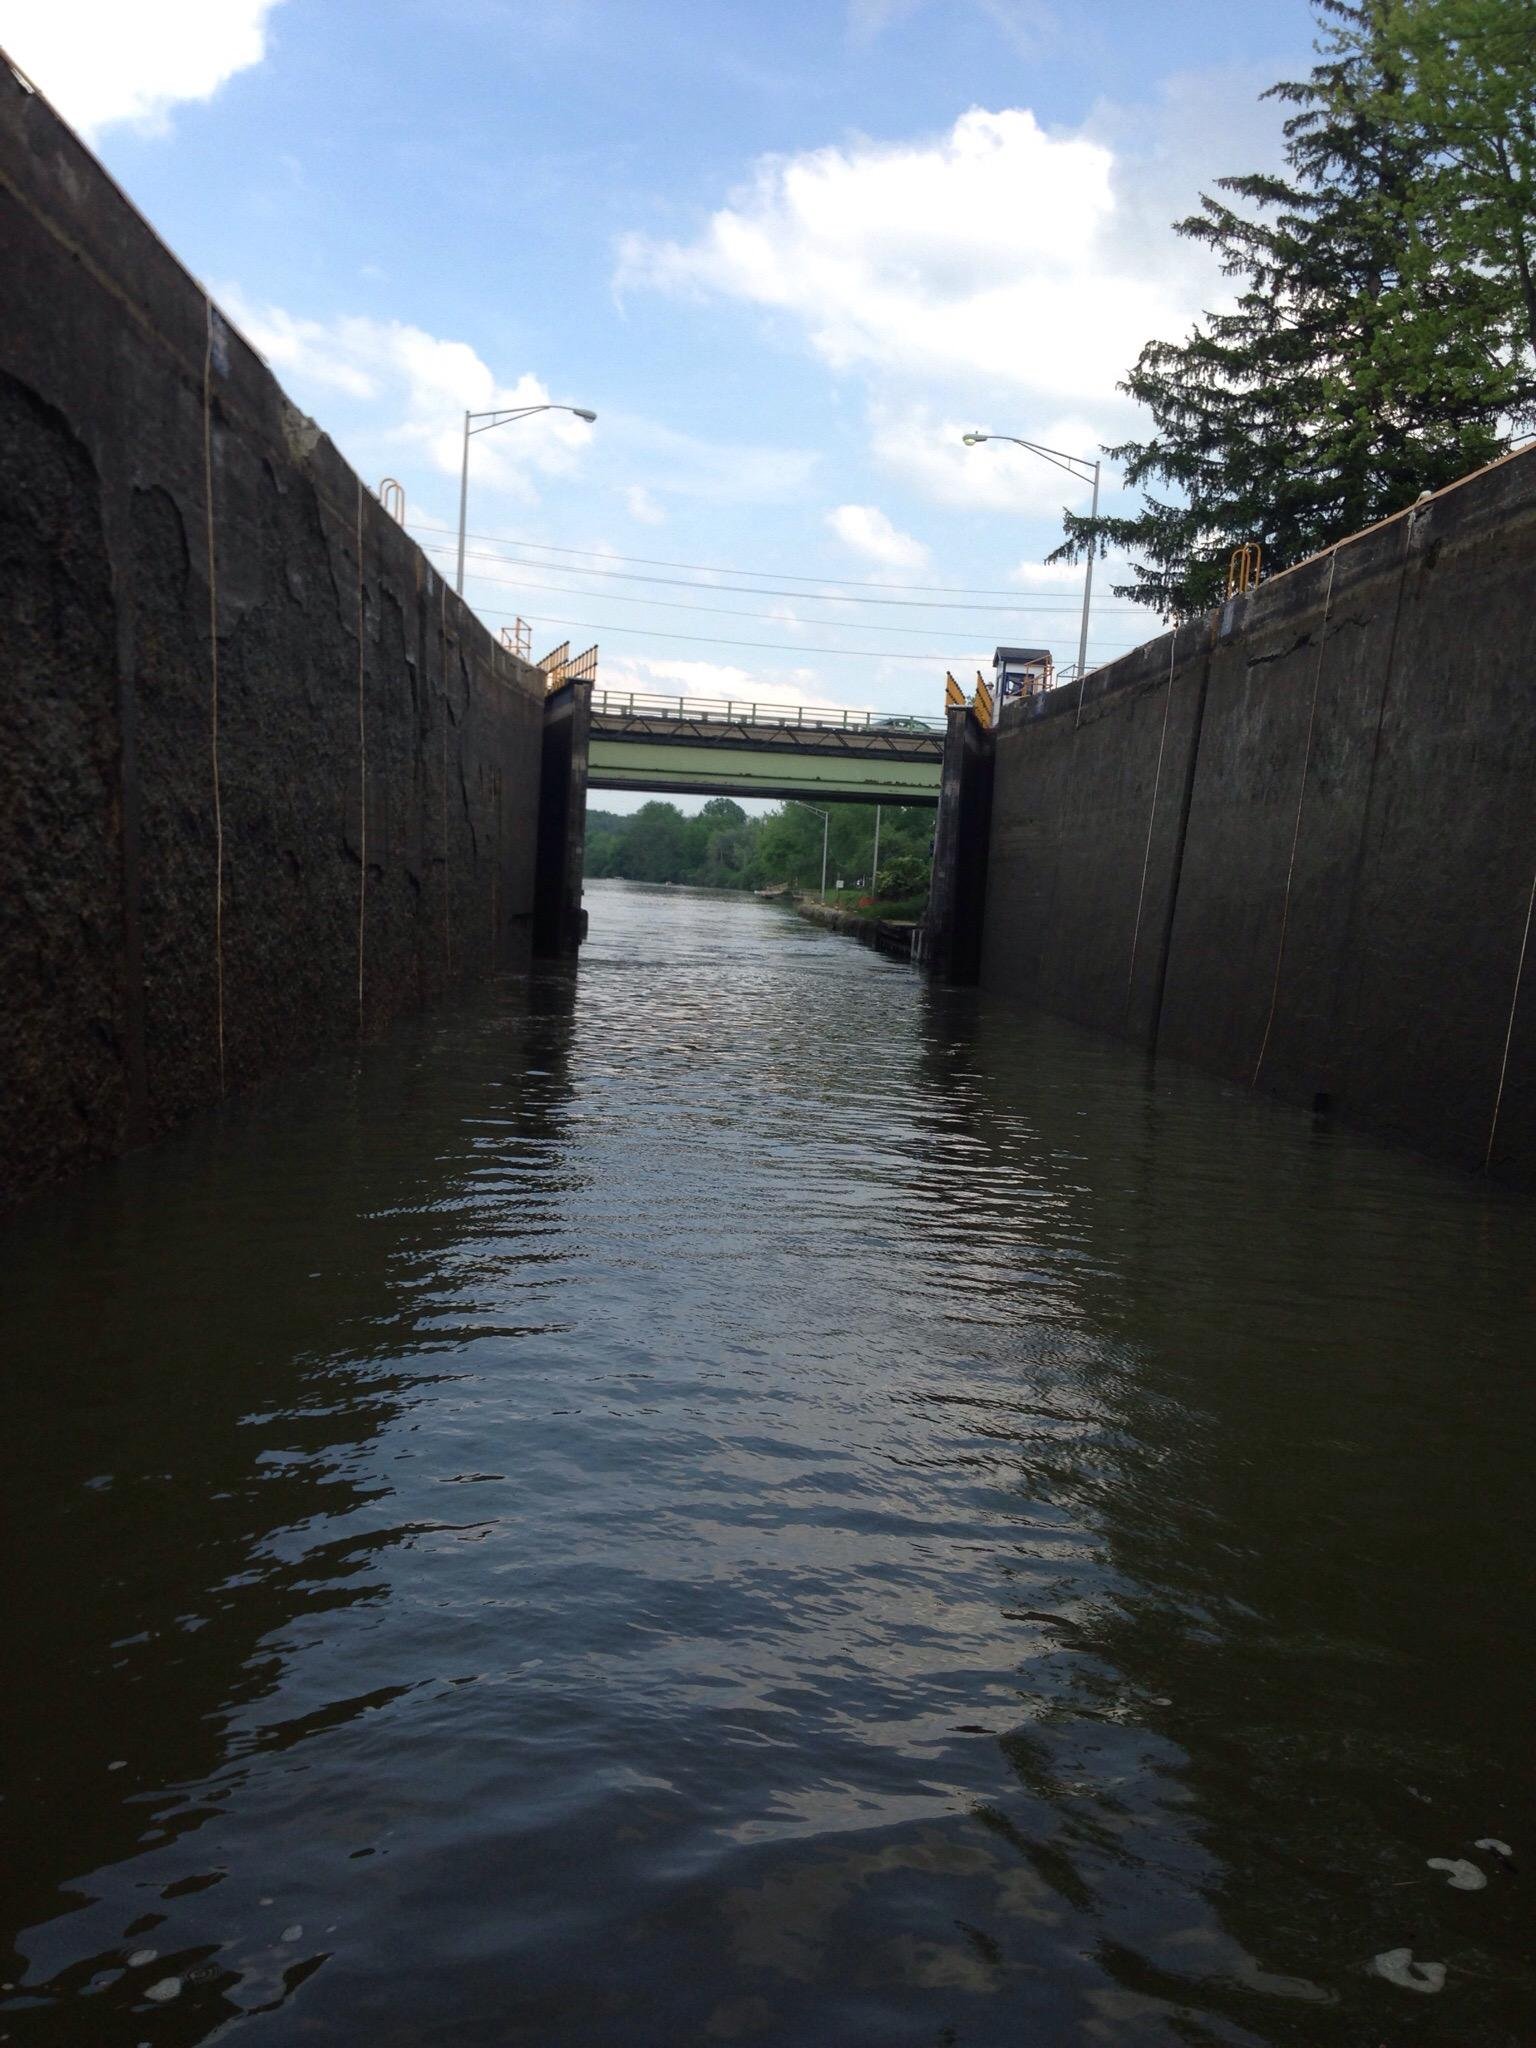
[438,541,1150,614]
[434,540,1155,610]
[410,517,1054,595]
[408,518,1150,610]
[475,605,1141,665]
[420,545,1132,636]
[430,536,1151,614]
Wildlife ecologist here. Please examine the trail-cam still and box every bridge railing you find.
[590,688,945,734]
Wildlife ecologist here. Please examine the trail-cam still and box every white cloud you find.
[974,0,1056,55]
[849,0,1054,53]
[220,291,594,502]
[614,80,1289,514]
[826,503,930,569]
[624,484,666,525]
[868,401,1106,513]
[847,0,924,39]
[1009,558,1090,590]
[615,106,1206,407]
[600,656,757,700]
[1009,555,1143,595]
[4,0,285,139]
[596,654,858,715]
[604,415,818,506]
[1008,555,1165,645]
[1011,552,1105,598]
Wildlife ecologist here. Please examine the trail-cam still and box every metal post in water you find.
[871,804,881,895]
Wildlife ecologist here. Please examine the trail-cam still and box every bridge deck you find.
[586,691,944,805]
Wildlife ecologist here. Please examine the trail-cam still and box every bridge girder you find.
[586,709,943,806]
[587,738,940,806]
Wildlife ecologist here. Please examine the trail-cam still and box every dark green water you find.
[3,880,1533,2045]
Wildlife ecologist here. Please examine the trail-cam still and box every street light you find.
[961,431,1102,684]
[455,403,598,595]
[788,799,830,903]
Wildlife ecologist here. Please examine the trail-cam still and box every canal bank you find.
[4,881,1533,2046]
[792,893,920,961]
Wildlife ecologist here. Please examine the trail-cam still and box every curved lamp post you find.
[961,431,1101,681]
[456,403,597,594]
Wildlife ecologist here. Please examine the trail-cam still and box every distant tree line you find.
[585,797,935,899]
[1051,0,1536,616]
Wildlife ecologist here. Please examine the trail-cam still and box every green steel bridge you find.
[586,689,945,806]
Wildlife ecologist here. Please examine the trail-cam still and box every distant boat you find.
[755,883,791,899]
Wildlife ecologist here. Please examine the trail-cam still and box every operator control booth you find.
[993,646,1055,712]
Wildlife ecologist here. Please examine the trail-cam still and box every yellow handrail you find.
[1226,541,1262,597]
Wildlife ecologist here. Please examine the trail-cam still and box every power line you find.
[440,541,1149,615]
[408,517,1143,608]
[479,605,1140,666]
[431,534,1150,613]
[431,537,1150,614]
[423,547,1123,637]
[414,517,1050,594]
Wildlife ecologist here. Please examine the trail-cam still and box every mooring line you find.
[356,478,367,1033]
[1253,551,1337,1087]
[202,298,226,1092]
[1485,856,1536,1171]
[1125,628,1180,1009]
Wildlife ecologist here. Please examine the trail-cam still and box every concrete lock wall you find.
[979,443,1536,1182]
[924,702,995,984]
[534,680,593,959]
[1,68,552,1210]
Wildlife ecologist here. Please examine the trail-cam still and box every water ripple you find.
[1,881,1533,2044]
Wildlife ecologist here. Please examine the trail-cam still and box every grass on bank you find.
[800,886,928,923]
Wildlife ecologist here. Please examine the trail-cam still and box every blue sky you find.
[7,0,1314,796]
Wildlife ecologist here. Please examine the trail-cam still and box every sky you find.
[4,0,1315,807]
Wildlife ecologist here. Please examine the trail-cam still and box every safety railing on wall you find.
[590,688,945,733]
[539,642,600,688]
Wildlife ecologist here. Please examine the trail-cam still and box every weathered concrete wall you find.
[0,67,549,1208]
[924,702,995,983]
[979,444,1536,1181]
[533,679,593,958]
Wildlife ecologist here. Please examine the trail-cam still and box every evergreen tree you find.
[1380,0,1536,371]
[1050,0,1528,617]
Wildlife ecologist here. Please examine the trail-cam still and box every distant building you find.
[993,646,1054,709]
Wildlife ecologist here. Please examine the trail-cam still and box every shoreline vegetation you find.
[586,798,932,914]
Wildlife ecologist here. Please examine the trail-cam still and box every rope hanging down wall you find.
[1123,627,1181,1022]
[441,581,452,978]
[1486,862,1536,1169]
[1252,552,1338,1087]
